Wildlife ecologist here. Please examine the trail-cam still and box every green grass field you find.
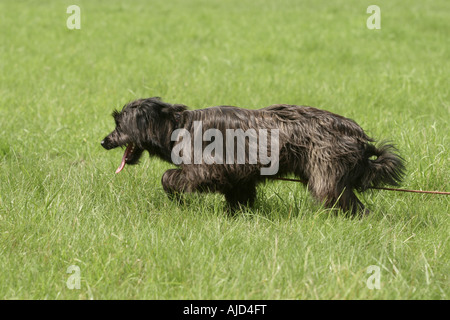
[0,0,448,299]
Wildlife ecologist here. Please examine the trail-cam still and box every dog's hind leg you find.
[337,187,369,216]
[308,175,368,216]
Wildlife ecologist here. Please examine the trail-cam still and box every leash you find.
[270,177,450,195]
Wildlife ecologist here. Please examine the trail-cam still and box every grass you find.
[0,0,448,299]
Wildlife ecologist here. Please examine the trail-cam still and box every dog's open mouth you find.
[115,143,136,174]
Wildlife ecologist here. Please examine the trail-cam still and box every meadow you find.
[0,0,448,299]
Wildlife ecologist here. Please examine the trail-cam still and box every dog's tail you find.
[356,142,405,191]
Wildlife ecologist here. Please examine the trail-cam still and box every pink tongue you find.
[115,144,132,174]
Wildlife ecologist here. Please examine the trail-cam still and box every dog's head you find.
[101,97,186,173]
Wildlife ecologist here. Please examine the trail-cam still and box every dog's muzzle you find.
[101,138,114,150]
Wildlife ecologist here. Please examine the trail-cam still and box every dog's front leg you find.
[224,181,257,213]
[161,169,193,203]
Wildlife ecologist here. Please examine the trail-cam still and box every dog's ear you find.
[161,104,187,117]
[111,109,120,118]
[171,104,187,113]
[111,109,120,125]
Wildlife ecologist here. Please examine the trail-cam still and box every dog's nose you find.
[101,138,114,150]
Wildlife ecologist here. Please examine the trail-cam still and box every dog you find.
[101,97,405,215]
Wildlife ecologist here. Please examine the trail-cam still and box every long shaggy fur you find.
[101,97,405,215]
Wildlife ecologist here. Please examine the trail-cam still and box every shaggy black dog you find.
[101,97,405,215]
